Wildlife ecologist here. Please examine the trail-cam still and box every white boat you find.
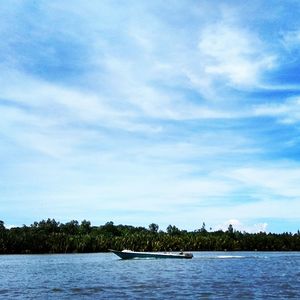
[109,249,193,259]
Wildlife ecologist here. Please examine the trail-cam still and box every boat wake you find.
[216,255,245,259]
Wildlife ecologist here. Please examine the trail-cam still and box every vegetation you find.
[0,219,299,254]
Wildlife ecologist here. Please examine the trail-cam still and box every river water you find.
[0,252,299,299]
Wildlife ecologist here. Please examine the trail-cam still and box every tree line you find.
[0,219,299,254]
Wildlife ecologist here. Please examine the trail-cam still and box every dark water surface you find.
[0,252,299,299]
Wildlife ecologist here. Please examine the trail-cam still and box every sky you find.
[1,1,300,233]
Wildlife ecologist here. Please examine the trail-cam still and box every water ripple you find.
[0,252,299,299]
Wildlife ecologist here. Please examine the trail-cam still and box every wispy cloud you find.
[198,23,276,87]
[227,164,300,198]
[1,1,300,232]
[217,219,268,233]
[254,97,300,124]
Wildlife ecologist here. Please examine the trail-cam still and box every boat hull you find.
[109,249,193,259]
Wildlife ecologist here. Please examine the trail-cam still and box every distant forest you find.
[0,219,299,254]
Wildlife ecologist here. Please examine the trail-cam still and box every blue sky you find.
[1,1,300,233]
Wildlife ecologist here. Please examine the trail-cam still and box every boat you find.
[109,249,193,259]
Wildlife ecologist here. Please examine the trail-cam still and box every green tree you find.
[80,220,91,234]
[61,220,79,235]
[148,223,159,233]
[0,220,5,231]
[227,224,234,234]
[166,225,181,236]
[200,222,207,233]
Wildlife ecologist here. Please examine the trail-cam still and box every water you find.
[0,252,299,299]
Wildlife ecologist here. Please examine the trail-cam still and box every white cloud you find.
[0,67,167,157]
[169,196,299,231]
[1,1,300,233]
[217,219,268,233]
[198,24,276,87]
[0,68,132,122]
[227,165,300,198]
[254,97,300,124]
[99,54,232,121]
